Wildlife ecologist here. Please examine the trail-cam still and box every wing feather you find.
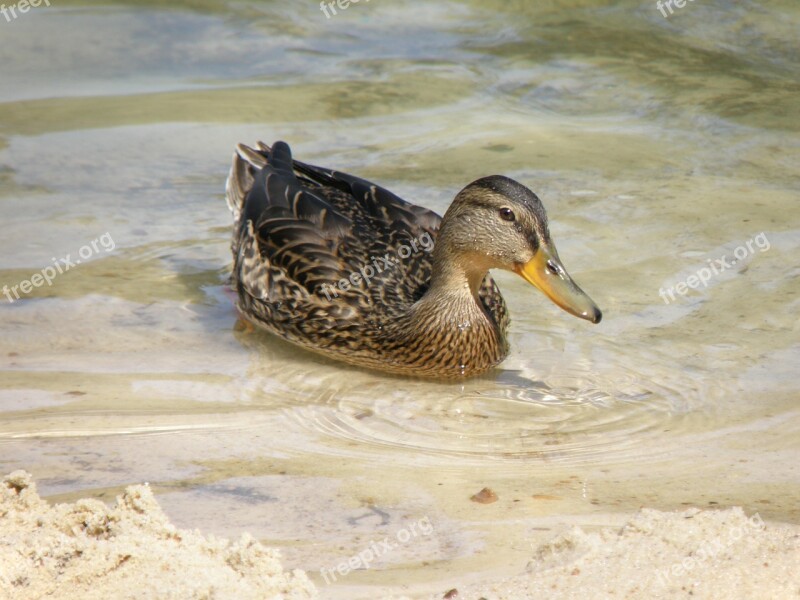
[226,140,506,331]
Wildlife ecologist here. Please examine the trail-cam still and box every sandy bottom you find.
[1,472,798,600]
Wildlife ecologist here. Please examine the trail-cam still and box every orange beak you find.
[515,244,602,323]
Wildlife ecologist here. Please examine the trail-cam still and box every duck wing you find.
[227,141,440,304]
[225,141,508,332]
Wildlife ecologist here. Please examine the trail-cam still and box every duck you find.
[225,141,601,379]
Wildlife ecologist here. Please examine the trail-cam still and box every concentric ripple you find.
[235,332,715,469]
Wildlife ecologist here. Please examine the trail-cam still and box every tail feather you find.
[226,141,354,296]
[226,141,352,241]
[268,140,294,173]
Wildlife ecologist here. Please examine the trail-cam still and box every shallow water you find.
[1,0,798,596]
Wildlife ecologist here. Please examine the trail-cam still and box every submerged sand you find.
[1,472,798,600]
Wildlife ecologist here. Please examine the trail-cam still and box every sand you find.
[415,508,800,600]
[2,472,798,600]
[0,471,317,600]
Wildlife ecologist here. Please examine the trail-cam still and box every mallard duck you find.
[225,141,601,379]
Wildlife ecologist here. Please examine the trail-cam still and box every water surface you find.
[1,1,798,597]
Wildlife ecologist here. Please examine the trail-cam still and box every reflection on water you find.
[0,0,798,596]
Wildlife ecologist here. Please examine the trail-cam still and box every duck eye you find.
[499,208,515,222]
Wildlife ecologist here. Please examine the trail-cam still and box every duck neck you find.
[392,249,503,376]
[413,244,497,337]
[426,259,486,302]
[426,236,490,298]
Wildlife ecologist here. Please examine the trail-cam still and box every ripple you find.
[294,385,686,468]
[234,333,706,470]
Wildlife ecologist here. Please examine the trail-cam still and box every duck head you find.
[435,175,602,324]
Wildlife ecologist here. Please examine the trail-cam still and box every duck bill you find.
[515,245,602,323]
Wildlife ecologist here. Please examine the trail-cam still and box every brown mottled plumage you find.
[226,141,601,379]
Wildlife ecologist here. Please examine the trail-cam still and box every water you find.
[1,1,798,597]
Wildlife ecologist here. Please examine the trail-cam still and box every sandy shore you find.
[0,471,317,600]
[413,508,800,600]
[2,472,798,600]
